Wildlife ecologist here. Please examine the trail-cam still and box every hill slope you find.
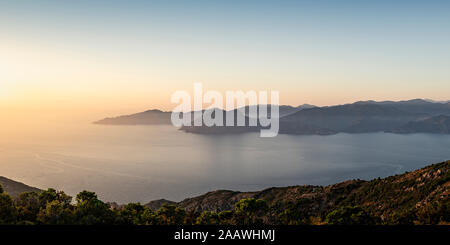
[0,177,41,197]
[145,161,450,224]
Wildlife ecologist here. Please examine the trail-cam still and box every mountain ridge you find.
[144,160,450,224]
[94,99,450,135]
[390,115,450,134]
[0,176,41,197]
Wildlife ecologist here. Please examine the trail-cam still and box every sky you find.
[1,0,449,121]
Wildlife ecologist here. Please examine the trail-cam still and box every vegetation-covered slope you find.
[148,160,450,224]
[0,161,448,225]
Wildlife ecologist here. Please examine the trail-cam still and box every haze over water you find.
[1,121,449,204]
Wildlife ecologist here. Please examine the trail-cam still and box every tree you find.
[184,210,200,225]
[233,198,268,225]
[0,192,17,224]
[76,191,98,203]
[75,190,115,225]
[325,205,375,225]
[117,203,148,225]
[38,188,72,209]
[278,209,302,225]
[195,211,219,225]
[154,204,186,225]
[389,208,416,225]
[278,199,314,225]
[218,211,234,225]
[141,208,160,225]
[37,200,75,225]
[15,192,40,223]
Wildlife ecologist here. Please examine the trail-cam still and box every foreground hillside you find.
[0,177,41,197]
[145,160,450,224]
[0,161,448,225]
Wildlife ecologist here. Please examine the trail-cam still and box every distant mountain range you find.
[94,104,316,125]
[389,115,450,134]
[94,109,172,125]
[94,99,450,135]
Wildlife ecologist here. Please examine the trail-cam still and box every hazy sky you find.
[1,0,449,120]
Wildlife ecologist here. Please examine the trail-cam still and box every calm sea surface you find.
[1,123,449,203]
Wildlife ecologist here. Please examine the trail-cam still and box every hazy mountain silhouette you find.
[94,99,450,135]
[241,104,316,118]
[182,99,450,135]
[94,104,316,126]
[353,99,450,115]
[390,115,450,134]
[94,109,172,125]
[278,102,427,134]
